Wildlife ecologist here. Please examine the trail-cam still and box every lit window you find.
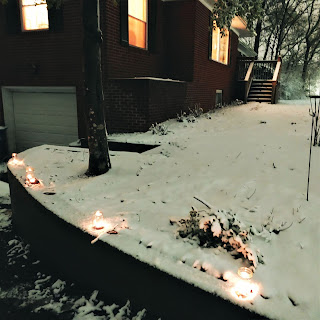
[20,0,49,31]
[128,0,147,49]
[211,22,229,64]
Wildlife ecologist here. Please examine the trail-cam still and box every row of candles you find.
[10,153,258,301]
[11,153,39,185]
[10,153,106,229]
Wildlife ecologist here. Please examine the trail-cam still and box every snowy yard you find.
[7,101,320,320]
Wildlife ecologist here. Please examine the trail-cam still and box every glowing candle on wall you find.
[230,267,259,301]
[238,267,253,280]
[93,211,104,230]
[26,167,38,184]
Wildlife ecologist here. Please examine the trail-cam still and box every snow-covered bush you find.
[149,123,168,135]
[172,207,263,269]
[189,103,203,118]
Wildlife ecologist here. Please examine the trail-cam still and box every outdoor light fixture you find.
[93,210,105,230]
[25,167,39,184]
[230,267,259,301]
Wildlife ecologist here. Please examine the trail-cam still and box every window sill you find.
[209,58,230,67]
[128,44,151,54]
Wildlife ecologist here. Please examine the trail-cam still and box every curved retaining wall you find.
[8,171,267,320]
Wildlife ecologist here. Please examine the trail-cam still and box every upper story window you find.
[211,22,229,65]
[128,0,147,49]
[20,0,49,31]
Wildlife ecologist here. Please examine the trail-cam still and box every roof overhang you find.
[165,0,254,38]
[230,16,253,38]
[238,40,257,57]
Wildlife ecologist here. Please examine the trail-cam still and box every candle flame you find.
[93,210,105,230]
[231,280,259,301]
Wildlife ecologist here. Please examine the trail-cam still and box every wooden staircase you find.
[247,80,273,102]
[237,57,282,104]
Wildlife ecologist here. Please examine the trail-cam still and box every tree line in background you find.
[249,0,319,98]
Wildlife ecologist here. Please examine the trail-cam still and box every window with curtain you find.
[211,22,229,65]
[128,0,147,49]
[20,0,49,31]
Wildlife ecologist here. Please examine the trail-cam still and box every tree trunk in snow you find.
[83,0,111,176]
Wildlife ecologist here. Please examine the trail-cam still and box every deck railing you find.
[237,57,282,104]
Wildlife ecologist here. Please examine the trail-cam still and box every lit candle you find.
[11,153,19,165]
[237,267,253,280]
[230,267,258,301]
[93,210,104,230]
[26,167,38,184]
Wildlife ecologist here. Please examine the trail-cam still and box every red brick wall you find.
[162,0,195,81]
[105,78,187,133]
[185,1,239,111]
[0,0,85,137]
[101,0,164,79]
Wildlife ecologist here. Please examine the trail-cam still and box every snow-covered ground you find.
[7,101,320,320]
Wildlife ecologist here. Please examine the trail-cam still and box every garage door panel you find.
[15,115,78,129]
[16,132,78,150]
[12,91,79,152]
[16,125,78,136]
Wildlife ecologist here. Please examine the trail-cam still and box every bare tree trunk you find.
[83,0,111,176]
[302,42,310,86]
[254,0,267,57]
[254,20,262,57]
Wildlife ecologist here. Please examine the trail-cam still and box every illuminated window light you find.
[20,0,49,31]
[211,22,229,64]
[128,0,147,49]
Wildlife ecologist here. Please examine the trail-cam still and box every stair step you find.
[251,83,273,88]
[250,89,272,93]
[249,93,272,97]
[247,97,271,102]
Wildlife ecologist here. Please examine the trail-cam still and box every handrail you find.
[272,57,282,81]
[244,61,254,103]
[271,56,282,104]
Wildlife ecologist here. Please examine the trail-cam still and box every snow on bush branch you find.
[171,206,264,269]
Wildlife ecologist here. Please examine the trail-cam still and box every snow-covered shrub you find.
[189,103,203,118]
[149,123,168,135]
[172,207,263,269]
[176,103,204,123]
[177,110,187,122]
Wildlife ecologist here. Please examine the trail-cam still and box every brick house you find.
[0,0,251,153]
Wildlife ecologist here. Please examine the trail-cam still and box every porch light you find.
[93,210,105,230]
[26,166,39,184]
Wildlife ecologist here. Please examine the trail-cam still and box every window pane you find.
[211,27,220,61]
[21,2,49,31]
[128,0,147,22]
[22,0,46,5]
[219,30,229,64]
[129,15,146,49]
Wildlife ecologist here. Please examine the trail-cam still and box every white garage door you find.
[12,92,78,152]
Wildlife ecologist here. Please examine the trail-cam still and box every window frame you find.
[210,23,230,65]
[128,0,148,50]
[19,0,49,32]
